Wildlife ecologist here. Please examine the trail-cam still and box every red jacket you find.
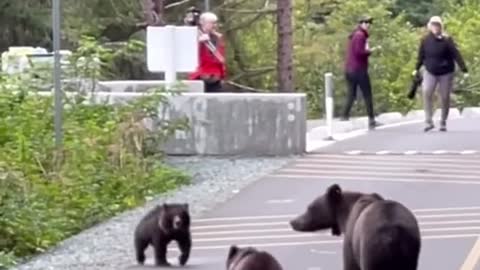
[188,33,227,80]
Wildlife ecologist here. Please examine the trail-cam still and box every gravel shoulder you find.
[10,156,293,270]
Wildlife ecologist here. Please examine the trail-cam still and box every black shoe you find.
[340,116,349,121]
[424,123,434,132]
[439,121,447,132]
[368,120,382,130]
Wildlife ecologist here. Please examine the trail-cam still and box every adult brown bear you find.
[290,184,421,270]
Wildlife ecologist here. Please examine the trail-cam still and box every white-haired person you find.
[188,12,227,93]
[413,16,468,132]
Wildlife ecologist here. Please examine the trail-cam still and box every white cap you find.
[428,16,443,27]
[200,12,218,23]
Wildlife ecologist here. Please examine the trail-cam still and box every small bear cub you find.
[134,203,191,266]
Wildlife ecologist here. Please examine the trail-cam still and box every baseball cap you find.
[358,15,373,24]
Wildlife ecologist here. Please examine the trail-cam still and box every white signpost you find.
[146,25,199,89]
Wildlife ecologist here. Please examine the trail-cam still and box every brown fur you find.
[290,184,421,270]
[226,245,283,270]
[134,203,191,266]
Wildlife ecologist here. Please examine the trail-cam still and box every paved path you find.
[127,118,480,270]
[314,117,480,154]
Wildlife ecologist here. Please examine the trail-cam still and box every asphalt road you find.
[314,117,480,154]
[126,118,480,270]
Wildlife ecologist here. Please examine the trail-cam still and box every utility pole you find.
[52,0,63,149]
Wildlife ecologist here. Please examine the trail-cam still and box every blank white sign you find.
[146,25,199,73]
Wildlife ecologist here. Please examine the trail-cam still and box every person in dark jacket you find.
[341,16,382,130]
[413,16,468,132]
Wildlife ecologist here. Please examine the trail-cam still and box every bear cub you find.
[226,245,283,270]
[134,203,191,266]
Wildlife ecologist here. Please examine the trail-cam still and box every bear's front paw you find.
[155,260,171,267]
[179,253,189,266]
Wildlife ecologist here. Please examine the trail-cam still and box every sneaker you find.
[368,120,382,130]
[439,121,447,132]
[424,123,434,132]
[340,116,349,121]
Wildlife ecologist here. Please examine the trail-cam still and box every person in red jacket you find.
[188,12,227,93]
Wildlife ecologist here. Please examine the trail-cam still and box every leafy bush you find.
[442,0,480,108]
[0,37,190,269]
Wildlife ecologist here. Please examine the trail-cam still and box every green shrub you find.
[0,37,190,268]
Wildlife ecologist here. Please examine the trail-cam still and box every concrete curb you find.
[462,107,480,118]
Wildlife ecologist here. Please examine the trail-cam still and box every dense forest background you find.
[1,0,479,117]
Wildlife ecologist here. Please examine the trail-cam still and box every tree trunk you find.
[276,0,294,92]
[142,0,165,26]
[152,0,165,25]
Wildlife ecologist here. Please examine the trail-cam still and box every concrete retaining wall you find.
[46,79,204,93]
[96,80,204,93]
[92,92,307,156]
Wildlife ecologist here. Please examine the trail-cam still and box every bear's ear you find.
[371,192,384,200]
[327,184,342,202]
[227,245,239,260]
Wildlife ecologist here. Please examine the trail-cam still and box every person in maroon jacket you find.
[341,16,381,130]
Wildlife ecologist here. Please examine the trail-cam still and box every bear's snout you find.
[173,215,182,229]
[289,218,301,231]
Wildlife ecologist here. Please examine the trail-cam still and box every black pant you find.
[201,75,223,93]
[342,70,375,120]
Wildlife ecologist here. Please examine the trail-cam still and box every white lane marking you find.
[310,249,336,255]
[194,210,480,224]
[421,220,480,225]
[193,227,480,242]
[193,219,480,231]
[192,220,480,232]
[294,160,480,170]
[304,154,480,164]
[266,199,294,204]
[191,224,480,237]
[275,168,480,180]
[339,150,479,155]
[345,150,362,155]
[169,234,479,251]
[193,221,287,230]
[290,163,480,175]
[460,236,480,270]
[415,206,480,212]
[461,150,478,155]
[269,174,480,185]
[195,228,297,235]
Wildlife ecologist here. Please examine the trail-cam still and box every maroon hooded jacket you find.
[345,27,371,73]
